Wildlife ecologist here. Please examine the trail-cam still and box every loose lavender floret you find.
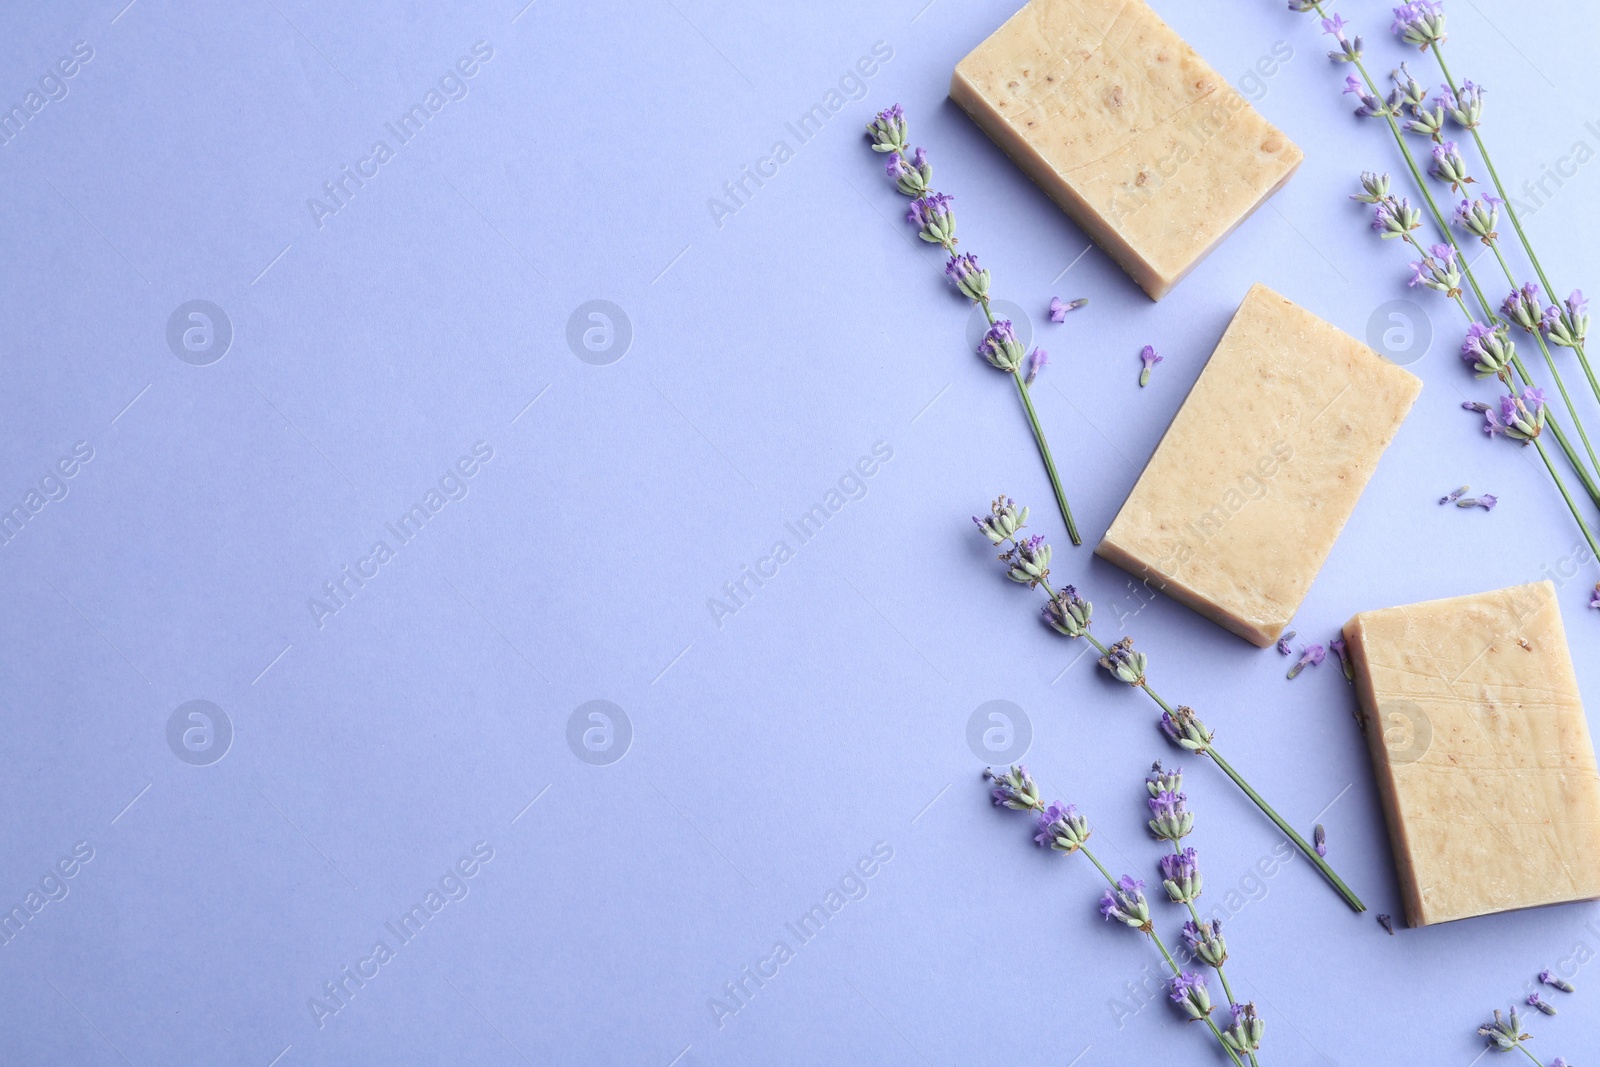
[1048,296,1087,322]
[1527,993,1557,1016]
[1138,345,1163,387]
[1276,630,1296,655]
[1439,485,1470,504]
[1456,494,1497,511]
[1377,913,1395,935]
[1539,969,1576,994]
[1330,637,1354,681]
[1025,347,1048,385]
[1314,824,1328,857]
[1287,643,1326,680]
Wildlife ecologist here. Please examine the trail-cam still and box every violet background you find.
[1,0,1596,1063]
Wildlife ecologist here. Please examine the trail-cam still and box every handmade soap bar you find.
[1344,581,1600,926]
[950,0,1302,299]
[1096,284,1421,646]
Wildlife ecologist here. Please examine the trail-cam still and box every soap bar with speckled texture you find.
[1097,283,1422,647]
[949,0,1301,300]
[1344,581,1600,927]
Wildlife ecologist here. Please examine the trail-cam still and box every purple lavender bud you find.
[1463,400,1491,412]
[945,252,990,303]
[1034,800,1093,852]
[1540,969,1577,993]
[1460,321,1515,378]
[1025,346,1048,385]
[1098,637,1147,686]
[1321,13,1363,62]
[1314,823,1328,857]
[1351,171,1392,204]
[1439,485,1469,504]
[1441,79,1484,128]
[1043,584,1093,638]
[1527,993,1558,1016]
[1373,197,1421,238]
[983,764,1040,810]
[1478,1008,1526,1050]
[1391,0,1446,48]
[973,495,1027,545]
[1100,876,1151,929]
[1456,493,1497,511]
[1591,585,1600,610]
[1182,918,1228,967]
[1409,242,1462,297]
[1169,972,1213,1021]
[1343,74,1388,118]
[1502,282,1544,332]
[1159,846,1203,903]
[1431,140,1471,191]
[1276,630,1296,655]
[1454,195,1501,243]
[1287,643,1326,680]
[1146,761,1183,797]
[1377,913,1395,935]
[865,104,908,153]
[1001,531,1052,586]
[1138,344,1163,387]
[1148,790,1194,841]
[906,192,956,245]
[1159,705,1213,753]
[977,320,1026,373]
[1221,1001,1265,1055]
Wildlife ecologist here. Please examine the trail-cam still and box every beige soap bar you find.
[950,0,1302,300]
[1096,284,1421,646]
[1345,581,1600,926]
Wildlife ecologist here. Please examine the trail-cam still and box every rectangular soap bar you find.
[1344,581,1600,926]
[950,0,1302,300]
[1096,283,1421,646]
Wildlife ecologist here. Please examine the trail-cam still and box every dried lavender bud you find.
[1540,969,1576,993]
[1160,846,1203,903]
[1527,993,1558,1016]
[1146,761,1182,797]
[1002,534,1051,586]
[983,765,1039,810]
[1314,824,1328,857]
[1160,705,1214,754]
[1042,585,1093,638]
[1503,282,1545,333]
[1169,972,1212,1022]
[1138,344,1163,387]
[1220,1002,1265,1055]
[973,496,1027,545]
[865,103,908,153]
[1276,629,1297,655]
[1098,637,1147,686]
[1099,875,1151,930]
[906,193,955,245]
[1287,644,1326,680]
[1439,485,1470,504]
[1330,638,1354,681]
[1478,1008,1529,1051]
[1182,918,1228,967]
[1377,913,1395,935]
[944,252,989,303]
[1033,800,1093,853]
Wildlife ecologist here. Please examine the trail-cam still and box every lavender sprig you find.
[982,767,1250,1067]
[867,105,1082,546]
[975,499,1367,912]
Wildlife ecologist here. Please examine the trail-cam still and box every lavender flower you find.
[1182,918,1228,967]
[1159,846,1203,903]
[1478,1008,1529,1051]
[1048,295,1087,322]
[1351,171,1392,204]
[1221,1002,1265,1055]
[1439,485,1470,504]
[945,252,990,302]
[1440,80,1485,128]
[1138,344,1163,387]
[1025,346,1048,385]
[1098,637,1147,686]
[1321,13,1363,62]
[1540,969,1576,994]
[1034,800,1093,853]
[886,147,931,196]
[1431,140,1471,191]
[1377,913,1395,935]
[1373,197,1422,238]
[1527,993,1558,1016]
[1404,99,1447,139]
[1454,195,1501,243]
[984,764,1040,810]
[1409,242,1462,297]
[1330,637,1354,681]
[1148,790,1194,841]
[1545,289,1590,349]
[1169,972,1213,1021]
[978,319,1026,372]
[1100,875,1151,930]
[1393,62,1429,108]
[1276,630,1296,655]
[1461,321,1515,378]
[906,192,955,244]
[1314,823,1328,857]
[1591,584,1600,610]
[973,495,1027,545]
[1456,494,1497,510]
[1159,705,1214,754]
[1043,584,1093,638]
[1343,74,1391,118]
[1002,533,1051,586]
[1502,282,1544,332]
[1287,643,1326,679]
[1491,389,1547,444]
[1391,1,1446,48]
[865,103,908,153]
[1146,761,1183,797]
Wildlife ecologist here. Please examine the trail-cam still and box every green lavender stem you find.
[1077,841,1248,1067]
[887,144,1083,547]
[1171,842,1260,1067]
[1029,569,1367,913]
[1430,45,1600,413]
